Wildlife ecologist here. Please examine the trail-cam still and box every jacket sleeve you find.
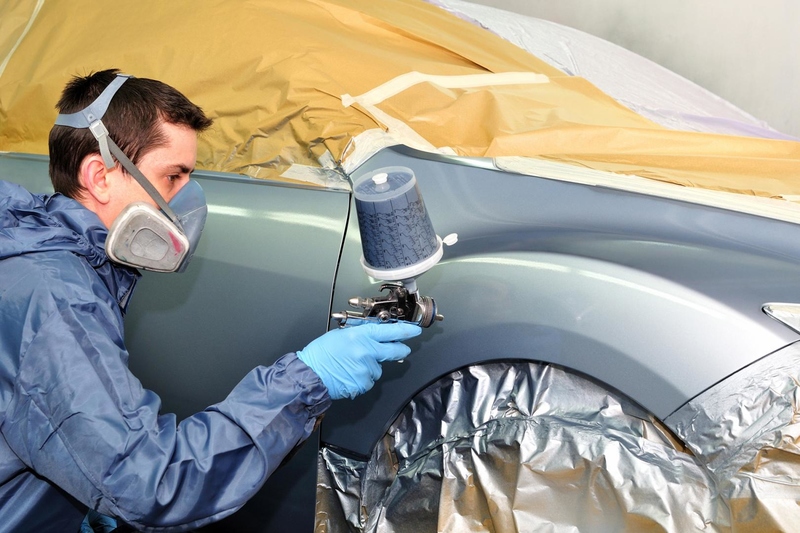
[3,293,331,531]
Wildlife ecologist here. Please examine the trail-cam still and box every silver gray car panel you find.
[6,146,800,529]
[322,146,800,455]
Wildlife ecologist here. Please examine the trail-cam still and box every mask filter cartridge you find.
[105,179,207,273]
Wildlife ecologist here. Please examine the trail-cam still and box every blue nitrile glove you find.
[297,322,422,400]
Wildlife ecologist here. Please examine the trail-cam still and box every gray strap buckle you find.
[54,74,132,169]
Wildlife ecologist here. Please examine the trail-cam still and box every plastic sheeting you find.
[317,353,800,532]
[1,0,799,199]
[426,0,796,141]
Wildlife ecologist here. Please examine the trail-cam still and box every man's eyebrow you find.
[166,164,195,174]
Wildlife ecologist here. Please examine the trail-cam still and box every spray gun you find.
[332,281,442,328]
[332,166,455,329]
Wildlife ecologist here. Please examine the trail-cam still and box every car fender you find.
[321,147,800,456]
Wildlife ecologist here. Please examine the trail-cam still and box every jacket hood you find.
[0,180,139,308]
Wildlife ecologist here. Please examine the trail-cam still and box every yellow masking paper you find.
[0,0,797,197]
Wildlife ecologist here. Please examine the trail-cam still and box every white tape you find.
[342,71,549,108]
[340,71,549,169]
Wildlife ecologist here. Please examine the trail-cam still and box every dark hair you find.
[48,69,213,198]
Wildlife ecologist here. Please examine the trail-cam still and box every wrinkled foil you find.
[666,342,800,531]
[317,349,800,532]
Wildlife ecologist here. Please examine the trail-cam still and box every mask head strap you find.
[54,74,183,229]
[55,74,130,169]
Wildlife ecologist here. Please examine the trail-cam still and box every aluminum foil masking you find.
[665,341,800,532]
[316,348,800,532]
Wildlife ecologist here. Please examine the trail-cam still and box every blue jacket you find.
[0,180,331,531]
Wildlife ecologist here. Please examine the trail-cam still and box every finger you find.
[374,341,412,362]
[339,384,358,400]
[359,379,375,396]
[362,356,382,381]
[362,322,422,343]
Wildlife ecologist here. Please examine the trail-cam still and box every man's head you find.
[49,69,213,271]
[49,68,212,204]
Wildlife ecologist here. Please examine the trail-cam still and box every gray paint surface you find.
[124,172,350,531]
[322,147,800,455]
[5,148,800,528]
[0,153,350,531]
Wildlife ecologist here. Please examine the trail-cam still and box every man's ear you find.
[78,153,114,205]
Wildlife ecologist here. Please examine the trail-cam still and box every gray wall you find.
[467,0,799,138]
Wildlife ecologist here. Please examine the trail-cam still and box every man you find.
[0,69,421,531]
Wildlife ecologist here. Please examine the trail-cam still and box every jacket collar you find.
[0,180,140,312]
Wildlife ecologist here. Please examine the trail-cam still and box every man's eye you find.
[168,175,180,182]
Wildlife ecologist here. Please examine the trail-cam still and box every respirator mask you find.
[54,74,206,273]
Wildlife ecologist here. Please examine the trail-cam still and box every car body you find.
[2,0,800,530]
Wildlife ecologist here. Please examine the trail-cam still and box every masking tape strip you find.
[342,71,549,108]
[498,156,800,225]
[341,72,548,156]
[357,104,438,152]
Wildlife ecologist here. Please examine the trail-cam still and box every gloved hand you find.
[297,322,422,400]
